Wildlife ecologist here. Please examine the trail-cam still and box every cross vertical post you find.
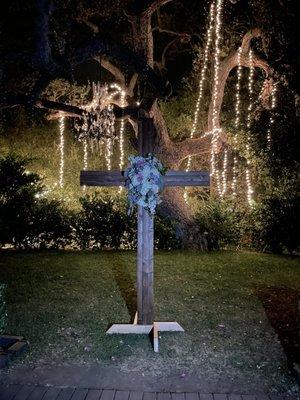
[137,117,155,325]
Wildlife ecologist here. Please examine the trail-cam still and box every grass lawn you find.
[0,250,299,394]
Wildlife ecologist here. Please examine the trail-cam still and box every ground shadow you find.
[255,286,300,378]
[111,253,137,322]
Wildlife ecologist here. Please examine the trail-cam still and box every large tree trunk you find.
[148,102,209,249]
[160,187,208,249]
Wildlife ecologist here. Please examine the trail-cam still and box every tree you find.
[0,0,287,247]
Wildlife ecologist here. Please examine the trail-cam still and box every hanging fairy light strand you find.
[184,2,215,203]
[105,136,113,170]
[266,83,277,149]
[231,46,242,198]
[82,139,88,191]
[59,116,65,188]
[220,149,228,197]
[245,48,254,207]
[210,0,223,196]
[119,90,126,192]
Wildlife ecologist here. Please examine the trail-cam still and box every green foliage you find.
[75,194,135,250]
[74,194,182,250]
[0,155,181,250]
[0,154,72,249]
[0,284,6,334]
[0,116,133,209]
[194,199,240,250]
[244,176,300,254]
[244,84,300,254]
[0,154,41,247]
[154,215,182,250]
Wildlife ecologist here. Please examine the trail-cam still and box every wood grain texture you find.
[137,206,154,325]
[80,170,209,187]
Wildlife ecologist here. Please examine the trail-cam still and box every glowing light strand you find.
[119,90,126,192]
[267,84,277,149]
[210,0,223,196]
[184,2,215,203]
[105,138,112,171]
[231,46,242,198]
[82,138,88,191]
[59,116,65,188]
[245,49,254,207]
[220,149,228,197]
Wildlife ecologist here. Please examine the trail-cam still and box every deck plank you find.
[85,390,102,400]
[71,389,88,400]
[171,394,185,400]
[157,394,171,400]
[100,390,116,400]
[0,384,22,400]
[27,386,47,400]
[56,388,75,400]
[114,391,130,400]
[185,393,199,400]
[42,387,62,400]
[128,392,143,400]
[14,385,35,400]
[143,393,157,400]
[213,395,228,400]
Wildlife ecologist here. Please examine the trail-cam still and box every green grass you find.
[0,250,299,393]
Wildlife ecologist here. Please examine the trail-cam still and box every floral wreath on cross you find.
[124,154,167,215]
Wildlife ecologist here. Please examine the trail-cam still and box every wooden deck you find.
[0,385,297,400]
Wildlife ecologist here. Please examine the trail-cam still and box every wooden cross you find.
[80,117,210,351]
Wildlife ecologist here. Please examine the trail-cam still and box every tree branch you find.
[176,136,212,163]
[72,38,164,98]
[207,28,271,131]
[96,56,125,84]
[34,99,139,119]
[141,0,173,19]
[75,17,99,34]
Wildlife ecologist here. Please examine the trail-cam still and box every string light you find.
[220,149,228,197]
[105,138,112,170]
[210,0,223,197]
[184,2,215,203]
[119,90,126,193]
[82,138,88,191]
[245,49,254,207]
[231,46,242,198]
[59,116,65,188]
[267,83,277,149]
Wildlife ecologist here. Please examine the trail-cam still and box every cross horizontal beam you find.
[80,170,210,187]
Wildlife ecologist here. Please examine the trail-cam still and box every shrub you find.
[0,154,72,249]
[194,199,240,250]
[246,182,300,254]
[74,194,136,249]
[26,199,73,249]
[154,214,182,250]
[0,154,41,247]
[74,193,181,250]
